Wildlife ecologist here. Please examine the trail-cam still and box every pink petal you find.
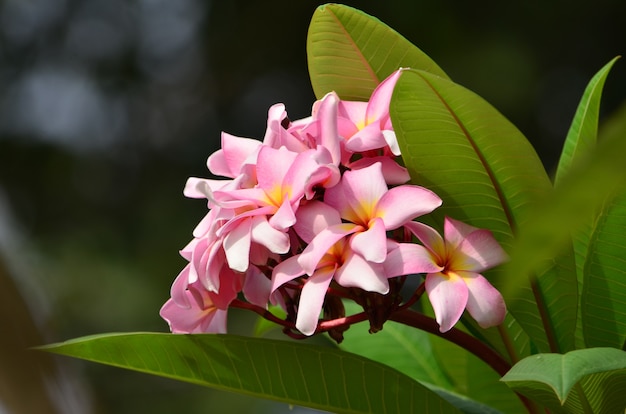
[263,103,309,152]
[348,156,410,185]
[250,215,290,254]
[293,201,341,244]
[376,185,442,229]
[337,101,367,135]
[169,265,192,308]
[443,217,479,251]
[453,229,509,272]
[404,221,446,259]
[462,272,507,328]
[256,146,298,192]
[383,243,442,278]
[296,266,336,335]
[323,178,359,224]
[315,92,342,165]
[342,162,388,224]
[271,255,306,293]
[268,198,297,231]
[382,129,401,156]
[223,218,252,272]
[366,69,403,122]
[207,132,261,178]
[344,122,389,153]
[298,223,358,275]
[334,251,389,294]
[242,265,271,308]
[350,217,387,263]
[425,272,469,333]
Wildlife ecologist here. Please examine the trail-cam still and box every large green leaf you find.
[501,348,626,413]
[553,57,619,349]
[390,68,577,354]
[40,333,462,414]
[307,4,448,100]
[338,302,522,414]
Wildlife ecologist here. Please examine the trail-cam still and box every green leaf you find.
[504,101,626,351]
[338,302,520,413]
[307,4,448,100]
[582,192,626,348]
[39,333,462,414]
[339,302,453,388]
[501,348,626,413]
[555,57,619,185]
[553,57,619,349]
[390,68,577,354]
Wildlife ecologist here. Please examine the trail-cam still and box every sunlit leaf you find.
[307,3,448,100]
[338,302,520,413]
[39,333,463,414]
[390,68,577,354]
[501,348,626,414]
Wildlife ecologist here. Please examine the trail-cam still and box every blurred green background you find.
[0,0,624,413]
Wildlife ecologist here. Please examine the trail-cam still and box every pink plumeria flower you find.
[160,283,229,334]
[405,217,508,332]
[337,69,404,156]
[321,162,442,264]
[271,201,440,335]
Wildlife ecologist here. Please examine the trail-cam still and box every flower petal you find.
[242,265,271,308]
[404,221,445,258]
[207,132,261,178]
[298,223,358,275]
[350,217,387,263]
[462,272,507,328]
[334,251,389,294]
[366,69,403,122]
[271,255,306,292]
[376,185,442,229]
[383,243,442,278]
[223,218,252,272]
[341,162,388,224]
[452,228,509,272]
[294,201,341,244]
[296,266,335,335]
[315,92,342,165]
[348,156,410,185]
[250,215,290,254]
[443,217,479,251]
[425,272,468,333]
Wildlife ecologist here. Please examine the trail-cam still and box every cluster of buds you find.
[160,69,508,341]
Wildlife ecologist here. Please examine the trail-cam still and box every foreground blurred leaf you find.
[505,102,626,345]
[40,333,463,414]
[307,3,448,100]
[390,68,577,354]
[553,57,619,348]
[501,347,626,413]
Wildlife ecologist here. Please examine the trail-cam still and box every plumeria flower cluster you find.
[160,69,508,340]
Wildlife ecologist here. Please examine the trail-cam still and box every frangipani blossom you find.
[322,162,441,264]
[338,69,404,155]
[271,201,441,335]
[405,217,508,332]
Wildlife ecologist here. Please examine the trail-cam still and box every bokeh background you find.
[1,0,624,413]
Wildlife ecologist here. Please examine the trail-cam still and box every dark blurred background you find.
[0,0,624,413]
